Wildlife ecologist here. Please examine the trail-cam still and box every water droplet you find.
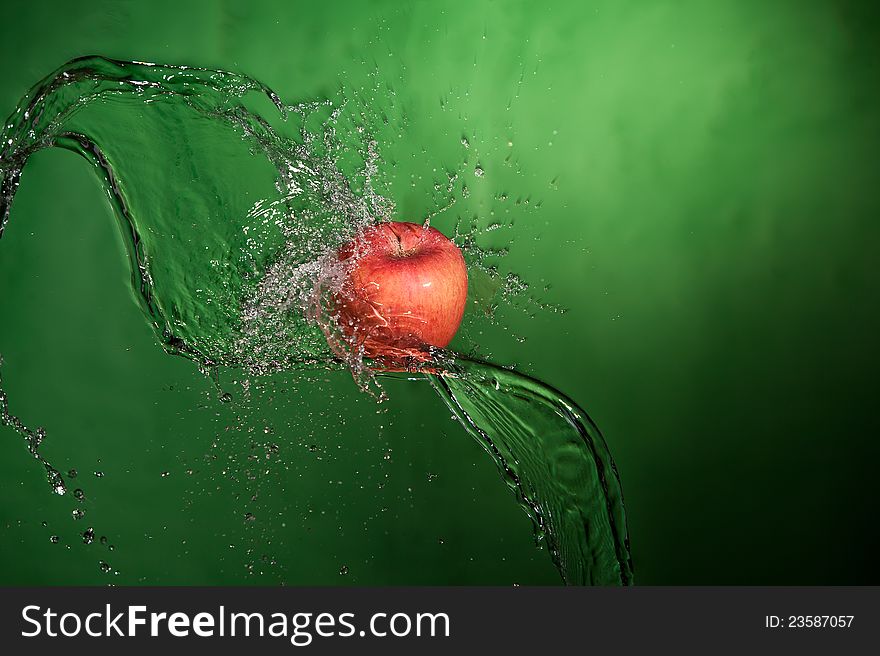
[72,509,85,520]
[99,561,111,573]
[339,565,349,575]
[67,469,78,478]
[160,471,170,478]
[48,469,67,496]
[73,488,85,502]
[474,166,484,177]
[94,471,104,478]
[49,535,59,544]
[82,527,95,545]
[31,428,45,450]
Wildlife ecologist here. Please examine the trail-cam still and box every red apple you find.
[328,221,468,361]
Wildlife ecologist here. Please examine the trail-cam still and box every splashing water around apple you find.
[0,57,632,585]
[316,221,468,370]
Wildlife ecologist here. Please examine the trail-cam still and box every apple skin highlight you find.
[330,221,468,360]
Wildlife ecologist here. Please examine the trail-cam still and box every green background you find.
[1,0,877,584]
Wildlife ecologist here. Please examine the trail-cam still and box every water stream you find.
[0,56,632,585]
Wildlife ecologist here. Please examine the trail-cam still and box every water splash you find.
[427,359,632,585]
[0,358,67,496]
[0,56,632,584]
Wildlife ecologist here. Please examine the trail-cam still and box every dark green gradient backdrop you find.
[1,0,877,585]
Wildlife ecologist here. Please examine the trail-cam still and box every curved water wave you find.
[0,57,632,584]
